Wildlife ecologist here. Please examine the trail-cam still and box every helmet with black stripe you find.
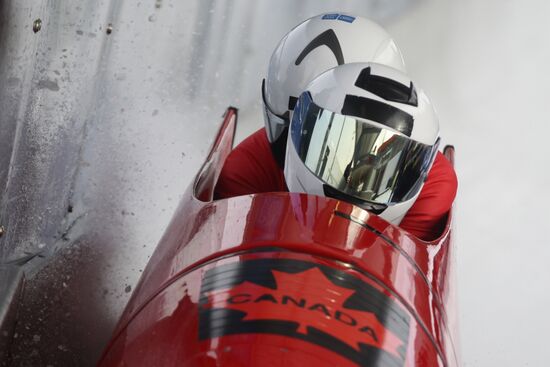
[284,62,440,224]
[263,13,406,167]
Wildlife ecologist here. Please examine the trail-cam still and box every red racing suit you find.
[215,128,457,241]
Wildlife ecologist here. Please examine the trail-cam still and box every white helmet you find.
[262,13,406,165]
[284,62,440,225]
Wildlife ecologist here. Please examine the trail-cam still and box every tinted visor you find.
[291,92,439,205]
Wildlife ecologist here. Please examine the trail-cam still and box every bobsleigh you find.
[98,108,459,367]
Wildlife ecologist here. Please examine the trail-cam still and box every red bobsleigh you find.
[98,108,459,367]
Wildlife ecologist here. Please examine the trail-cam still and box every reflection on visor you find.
[291,92,438,205]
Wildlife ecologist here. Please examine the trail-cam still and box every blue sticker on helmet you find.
[337,15,355,23]
[322,14,339,20]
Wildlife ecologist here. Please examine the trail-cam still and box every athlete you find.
[214,14,457,240]
[284,62,452,227]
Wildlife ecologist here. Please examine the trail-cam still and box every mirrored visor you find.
[290,92,439,205]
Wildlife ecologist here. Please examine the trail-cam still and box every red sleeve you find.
[399,152,458,241]
[214,128,287,199]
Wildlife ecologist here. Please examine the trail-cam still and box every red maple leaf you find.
[203,267,405,358]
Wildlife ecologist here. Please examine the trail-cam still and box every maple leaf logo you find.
[203,266,404,358]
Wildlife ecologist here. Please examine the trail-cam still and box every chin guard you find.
[323,184,387,215]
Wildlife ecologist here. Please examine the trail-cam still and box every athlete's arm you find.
[399,152,458,241]
[214,128,287,199]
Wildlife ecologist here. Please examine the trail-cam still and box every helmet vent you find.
[342,95,414,136]
[355,67,418,107]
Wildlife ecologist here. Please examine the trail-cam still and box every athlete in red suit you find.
[214,128,457,241]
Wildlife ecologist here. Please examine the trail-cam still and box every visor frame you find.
[290,91,439,206]
[262,79,290,143]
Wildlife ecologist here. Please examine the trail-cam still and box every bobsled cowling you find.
[98,108,459,367]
